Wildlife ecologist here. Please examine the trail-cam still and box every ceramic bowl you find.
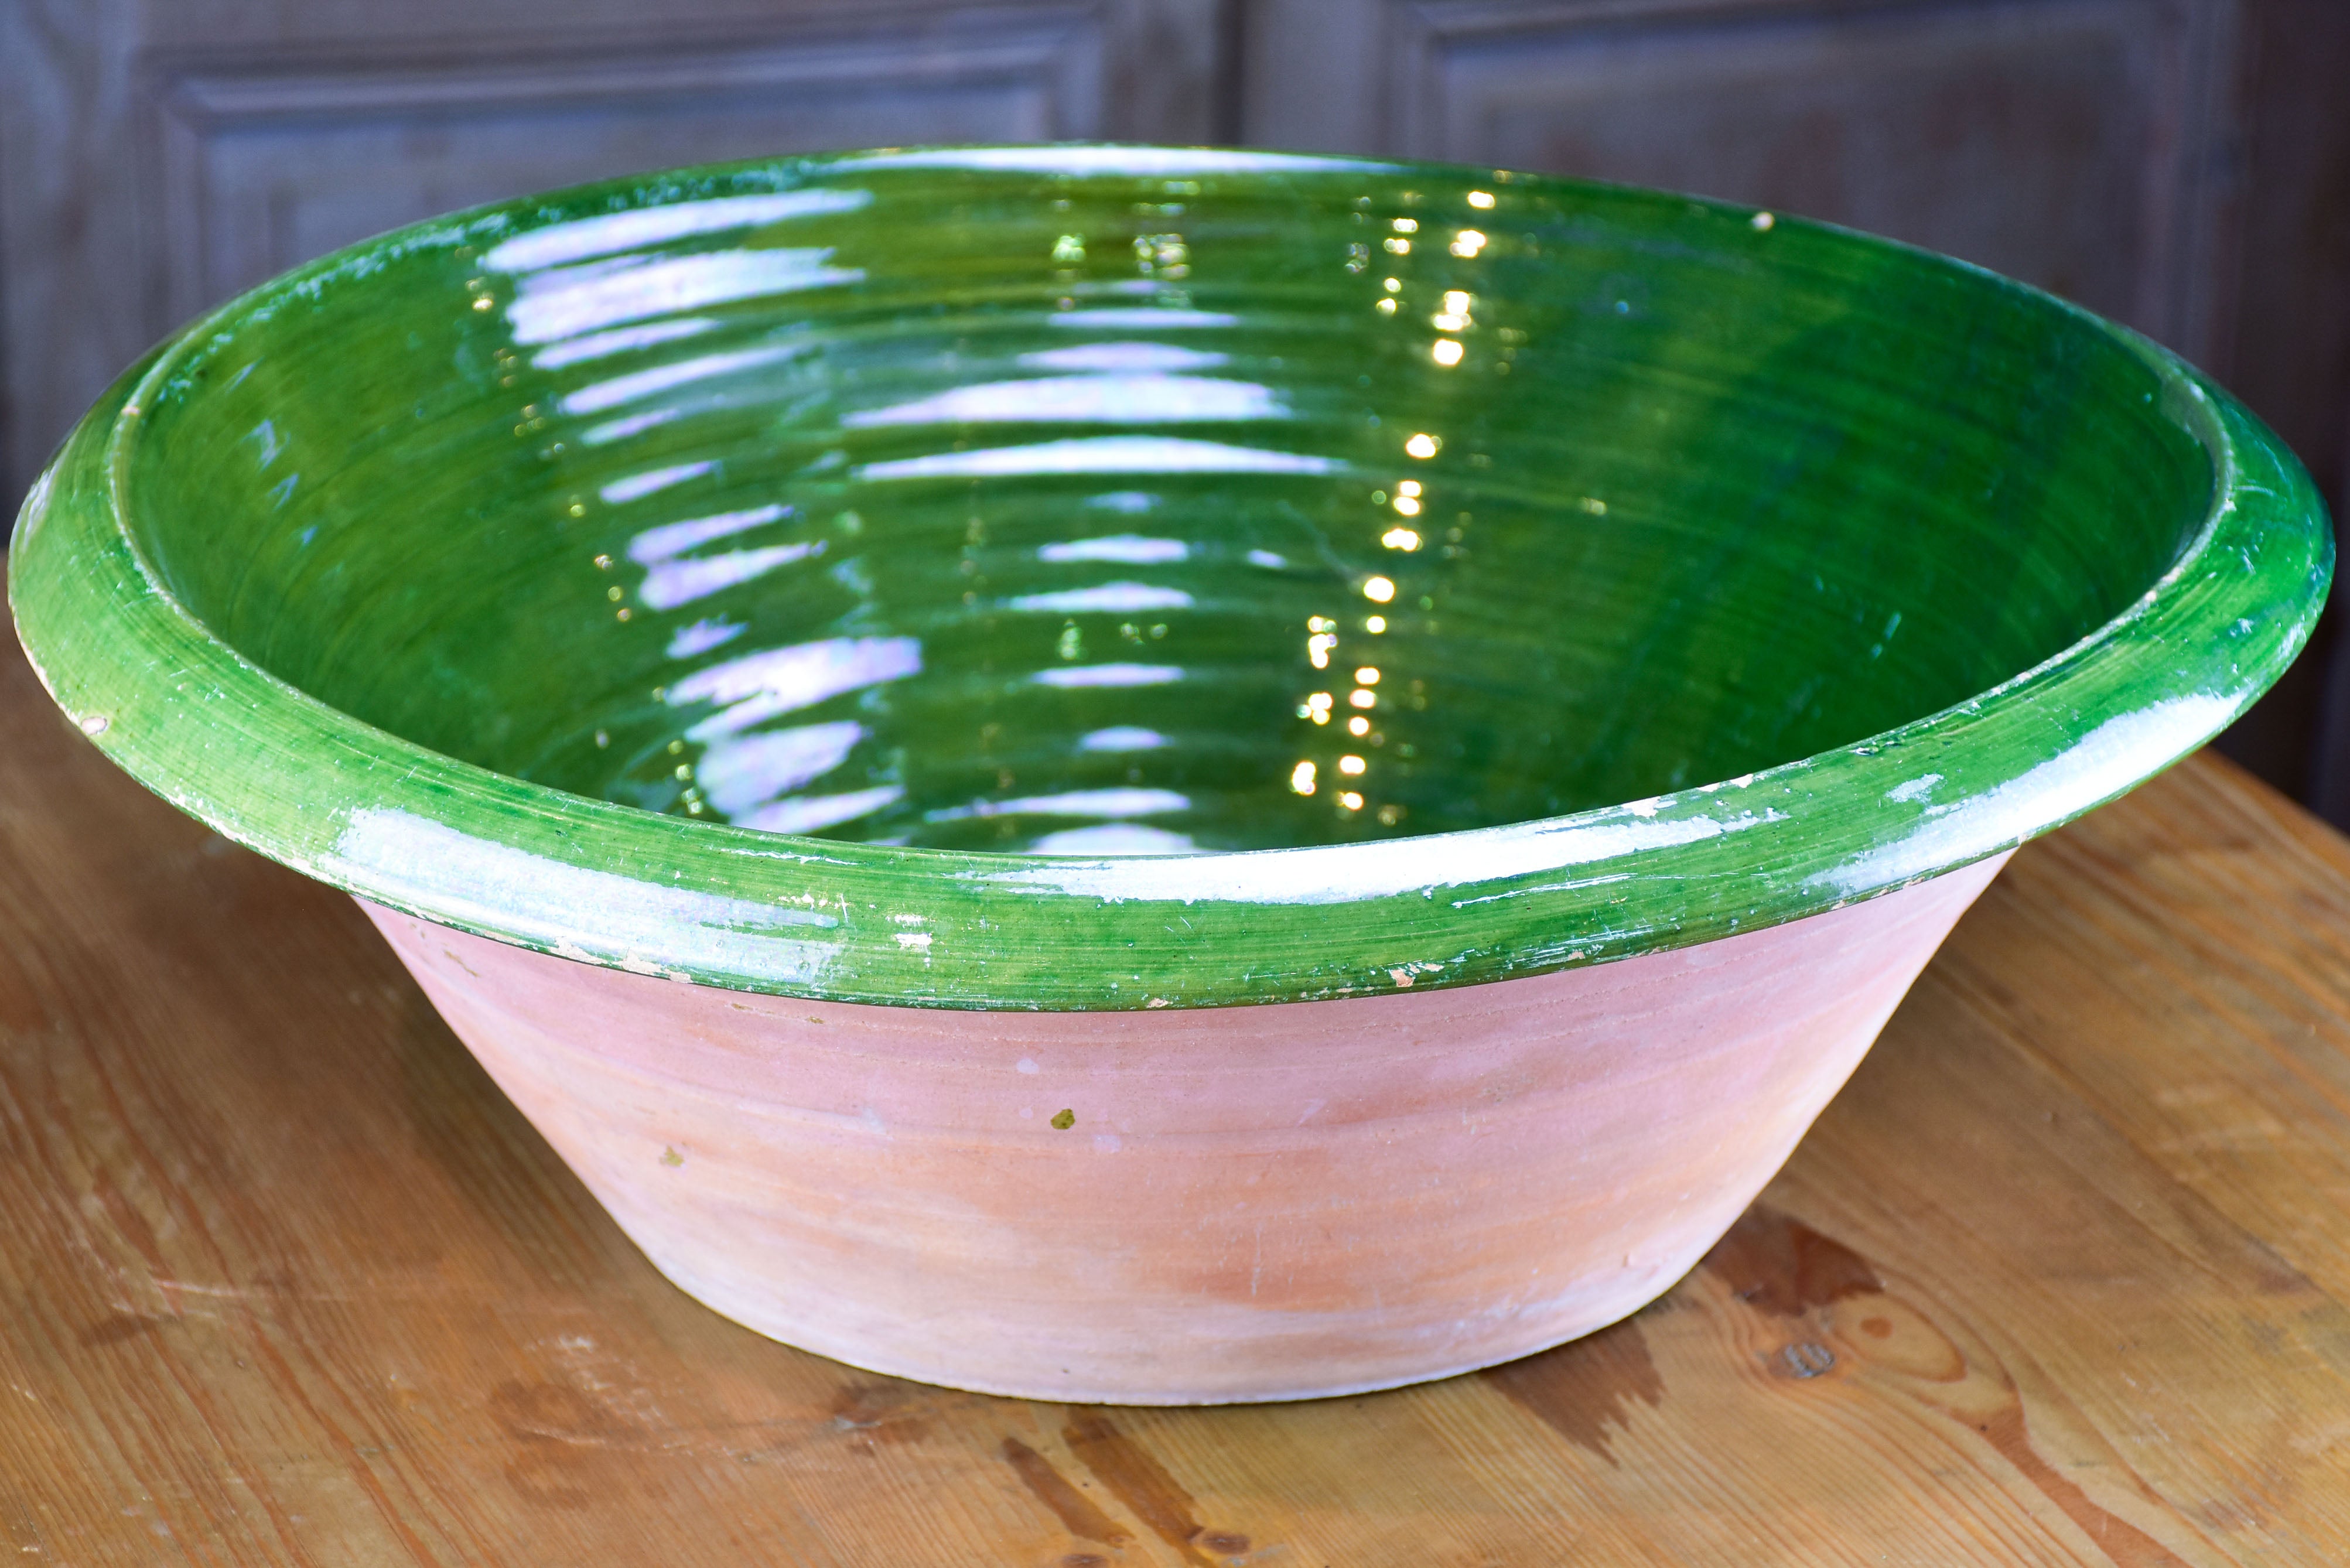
[10,146,2328,1403]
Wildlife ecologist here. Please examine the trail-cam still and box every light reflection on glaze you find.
[1031,664,1183,689]
[533,317,717,370]
[562,344,806,415]
[1008,583,1191,614]
[1047,309,1239,331]
[925,787,1190,822]
[853,437,1339,481]
[740,785,907,836]
[842,374,1283,428]
[674,637,922,735]
[697,721,866,815]
[506,250,860,344]
[667,619,747,659]
[482,188,874,272]
[832,147,1398,177]
[627,504,791,564]
[1022,343,1228,373]
[601,462,712,504]
[1030,824,1201,855]
[640,542,823,611]
[1039,535,1188,564]
[1079,726,1167,751]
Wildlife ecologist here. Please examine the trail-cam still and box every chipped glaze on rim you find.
[8,146,2331,1010]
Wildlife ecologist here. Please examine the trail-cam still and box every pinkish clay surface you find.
[365,853,2006,1404]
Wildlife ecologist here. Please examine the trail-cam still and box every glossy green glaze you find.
[9,146,2331,1008]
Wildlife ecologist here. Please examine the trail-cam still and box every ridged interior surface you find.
[125,151,2209,855]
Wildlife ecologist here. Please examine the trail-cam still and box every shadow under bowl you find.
[9,145,2329,1402]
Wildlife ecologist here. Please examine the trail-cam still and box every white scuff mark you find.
[1811,695,2235,894]
[330,809,838,980]
[1886,772,1944,804]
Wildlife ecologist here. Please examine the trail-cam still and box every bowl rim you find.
[8,143,2332,1010]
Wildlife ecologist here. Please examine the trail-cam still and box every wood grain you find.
[7,623,2350,1563]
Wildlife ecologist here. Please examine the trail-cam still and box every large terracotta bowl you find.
[9,146,2328,1403]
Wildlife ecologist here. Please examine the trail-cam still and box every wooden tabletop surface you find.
[8,628,2350,1568]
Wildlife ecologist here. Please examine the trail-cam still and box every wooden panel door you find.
[0,0,1221,506]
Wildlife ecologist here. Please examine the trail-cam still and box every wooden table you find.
[8,631,2350,1568]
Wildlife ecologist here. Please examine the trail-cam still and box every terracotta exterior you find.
[363,852,2006,1403]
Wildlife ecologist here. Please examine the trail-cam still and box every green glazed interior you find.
[9,146,2331,1007]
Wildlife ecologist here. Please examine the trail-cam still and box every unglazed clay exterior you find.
[368,855,2003,1403]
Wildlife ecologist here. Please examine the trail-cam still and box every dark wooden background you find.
[5,0,2346,811]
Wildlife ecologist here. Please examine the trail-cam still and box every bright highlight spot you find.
[1348,715,1371,736]
[1338,756,1366,776]
[1404,433,1440,459]
[1354,667,1381,685]
[1450,229,1487,258]
[1363,576,1395,603]
[1432,339,1464,367]
[1338,791,1364,811]
[1467,190,1495,209]
[1290,760,1318,795]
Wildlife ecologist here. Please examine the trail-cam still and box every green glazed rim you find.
[9,146,2332,1009]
